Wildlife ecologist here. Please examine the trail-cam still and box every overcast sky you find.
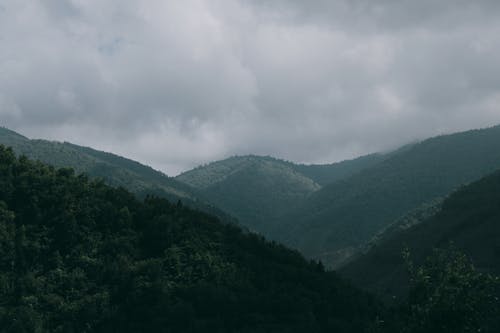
[1,1,500,175]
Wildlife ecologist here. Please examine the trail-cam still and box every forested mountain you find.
[339,167,500,301]
[6,124,500,277]
[176,153,389,236]
[0,127,236,223]
[0,145,380,332]
[176,156,321,234]
[1,138,498,332]
[177,125,500,269]
[278,125,500,267]
[0,127,193,200]
[291,153,386,186]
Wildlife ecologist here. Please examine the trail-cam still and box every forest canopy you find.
[0,145,378,332]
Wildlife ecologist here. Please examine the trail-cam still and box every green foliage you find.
[340,166,500,299]
[280,125,500,267]
[177,155,322,234]
[0,145,379,332]
[0,127,193,200]
[176,154,387,238]
[399,247,500,332]
[366,197,444,249]
[292,153,386,186]
[367,248,500,333]
[0,127,236,225]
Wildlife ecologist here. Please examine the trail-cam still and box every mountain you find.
[176,155,321,234]
[278,125,500,267]
[291,153,387,186]
[0,127,235,223]
[0,145,379,332]
[0,127,193,200]
[339,168,500,300]
[176,154,388,235]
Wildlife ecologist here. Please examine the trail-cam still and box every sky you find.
[1,0,500,175]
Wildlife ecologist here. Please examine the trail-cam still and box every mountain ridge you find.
[0,127,193,199]
[0,127,238,224]
[176,152,391,235]
[339,167,500,300]
[0,144,379,332]
[279,124,500,267]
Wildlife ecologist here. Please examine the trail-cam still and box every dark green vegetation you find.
[0,127,234,224]
[278,125,500,267]
[340,167,500,301]
[0,127,193,201]
[176,154,386,235]
[177,156,321,234]
[1,130,499,332]
[376,247,500,333]
[0,145,380,332]
[176,125,500,268]
[291,153,386,186]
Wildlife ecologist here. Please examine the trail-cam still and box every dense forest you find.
[0,127,235,225]
[340,167,500,300]
[278,125,500,267]
[0,142,499,331]
[0,145,380,332]
[176,154,387,236]
[15,124,500,272]
[177,156,322,234]
[176,125,500,269]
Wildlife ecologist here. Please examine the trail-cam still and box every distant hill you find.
[176,154,388,235]
[177,155,321,234]
[339,168,500,300]
[0,145,379,332]
[291,153,387,186]
[278,125,500,267]
[0,127,234,223]
[0,127,192,199]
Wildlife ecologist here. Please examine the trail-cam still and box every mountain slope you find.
[0,127,239,223]
[0,127,193,200]
[177,155,321,233]
[0,145,379,332]
[176,153,390,235]
[339,168,500,300]
[279,125,500,267]
[291,153,387,186]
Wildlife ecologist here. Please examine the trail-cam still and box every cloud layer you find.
[1,0,500,174]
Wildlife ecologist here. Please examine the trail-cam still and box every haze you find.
[1,0,500,175]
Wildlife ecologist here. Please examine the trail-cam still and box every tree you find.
[401,246,500,333]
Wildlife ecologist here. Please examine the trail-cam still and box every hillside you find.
[291,153,386,186]
[0,145,379,332]
[176,153,391,235]
[0,127,193,200]
[177,155,321,234]
[0,127,237,223]
[279,125,500,267]
[339,168,500,300]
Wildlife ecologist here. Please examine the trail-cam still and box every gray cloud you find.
[1,0,500,174]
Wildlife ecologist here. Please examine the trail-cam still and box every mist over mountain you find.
[2,1,500,331]
[3,1,500,174]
